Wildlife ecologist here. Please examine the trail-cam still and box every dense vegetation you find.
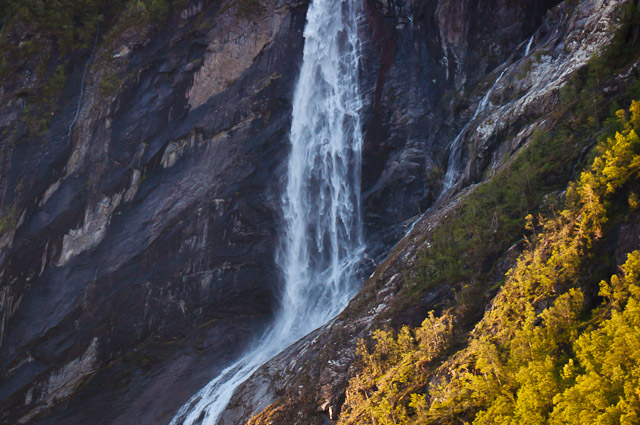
[339,98,640,425]
[338,7,640,424]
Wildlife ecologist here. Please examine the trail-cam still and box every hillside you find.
[0,0,638,424]
[233,2,640,424]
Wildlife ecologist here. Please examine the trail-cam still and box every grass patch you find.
[0,206,18,236]
[99,71,124,98]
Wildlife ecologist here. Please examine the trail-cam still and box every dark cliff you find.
[1,1,310,422]
[0,0,635,424]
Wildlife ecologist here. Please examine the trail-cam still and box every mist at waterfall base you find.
[170,1,365,424]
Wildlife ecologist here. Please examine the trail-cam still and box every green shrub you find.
[99,71,123,97]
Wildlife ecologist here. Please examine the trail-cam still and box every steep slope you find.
[337,99,640,425]
[234,0,640,424]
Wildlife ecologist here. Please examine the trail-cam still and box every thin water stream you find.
[442,68,507,193]
[171,1,365,423]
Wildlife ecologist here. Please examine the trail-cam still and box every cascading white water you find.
[441,68,507,192]
[276,0,365,337]
[170,1,364,424]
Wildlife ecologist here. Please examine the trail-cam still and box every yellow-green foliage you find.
[551,252,640,425]
[340,101,640,425]
[340,313,454,425]
[410,3,640,298]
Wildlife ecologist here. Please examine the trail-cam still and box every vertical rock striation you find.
[1,1,310,423]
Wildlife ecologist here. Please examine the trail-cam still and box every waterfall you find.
[442,34,533,194]
[170,0,365,423]
[441,68,507,193]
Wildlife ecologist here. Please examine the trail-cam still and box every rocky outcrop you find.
[219,194,465,425]
[449,0,629,188]
[187,5,288,109]
[18,338,99,424]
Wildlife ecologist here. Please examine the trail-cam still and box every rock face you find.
[358,0,562,257]
[449,0,628,188]
[0,0,623,424]
[1,1,310,423]
[216,0,632,423]
[223,196,464,425]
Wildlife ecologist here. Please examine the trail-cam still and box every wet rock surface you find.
[224,194,465,425]
[359,0,562,258]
